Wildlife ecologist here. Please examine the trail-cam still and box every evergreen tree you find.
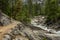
[45,0,59,23]
[0,0,10,14]
[28,0,33,17]
[11,0,22,19]
[34,1,39,16]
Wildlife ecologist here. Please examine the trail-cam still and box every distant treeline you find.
[0,0,60,23]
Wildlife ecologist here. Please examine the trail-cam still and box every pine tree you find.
[45,0,59,23]
[35,1,39,16]
[12,0,22,19]
[0,0,10,14]
[28,0,33,17]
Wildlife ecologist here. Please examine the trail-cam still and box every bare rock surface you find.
[2,22,60,40]
[0,11,11,26]
[0,13,60,40]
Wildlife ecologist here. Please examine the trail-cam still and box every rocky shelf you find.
[0,12,60,40]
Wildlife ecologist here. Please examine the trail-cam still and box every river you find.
[31,19,60,36]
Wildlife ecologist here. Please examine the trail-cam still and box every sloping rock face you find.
[2,22,60,40]
[2,23,46,40]
[0,11,11,26]
[0,12,60,40]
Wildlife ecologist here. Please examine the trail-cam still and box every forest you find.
[0,0,60,24]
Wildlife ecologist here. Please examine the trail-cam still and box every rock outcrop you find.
[0,12,60,40]
[2,22,60,40]
[0,11,11,26]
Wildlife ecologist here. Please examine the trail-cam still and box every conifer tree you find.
[45,0,59,23]
[12,0,22,19]
[28,0,33,17]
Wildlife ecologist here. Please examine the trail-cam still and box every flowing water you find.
[31,19,60,35]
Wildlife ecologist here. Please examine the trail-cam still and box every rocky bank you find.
[0,12,60,40]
